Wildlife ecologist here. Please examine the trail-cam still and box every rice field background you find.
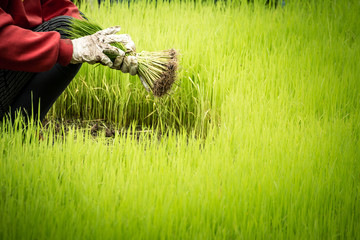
[1,0,360,239]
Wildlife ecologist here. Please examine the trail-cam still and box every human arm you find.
[0,0,137,74]
[0,7,73,72]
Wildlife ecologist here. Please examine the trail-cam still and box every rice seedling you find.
[66,18,178,97]
[1,0,360,239]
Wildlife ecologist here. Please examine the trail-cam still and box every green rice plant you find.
[66,18,178,97]
[1,110,359,239]
[2,1,359,238]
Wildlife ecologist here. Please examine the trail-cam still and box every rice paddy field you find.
[1,0,360,239]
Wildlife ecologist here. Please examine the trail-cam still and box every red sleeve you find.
[0,7,74,72]
[41,0,81,21]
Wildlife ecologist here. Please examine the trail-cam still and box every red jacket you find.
[0,0,80,72]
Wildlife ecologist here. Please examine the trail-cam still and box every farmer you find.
[0,0,137,122]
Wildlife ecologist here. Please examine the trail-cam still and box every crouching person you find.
[0,0,137,122]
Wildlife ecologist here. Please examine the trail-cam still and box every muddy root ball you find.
[152,50,178,97]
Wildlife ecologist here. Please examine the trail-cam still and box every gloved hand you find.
[108,34,138,76]
[70,26,129,68]
[112,55,138,76]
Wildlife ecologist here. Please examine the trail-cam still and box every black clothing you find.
[0,16,81,121]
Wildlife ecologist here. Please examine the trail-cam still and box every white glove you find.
[104,33,136,53]
[70,26,126,67]
[108,34,138,76]
[112,55,138,76]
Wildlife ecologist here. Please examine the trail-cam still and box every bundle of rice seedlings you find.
[65,18,178,97]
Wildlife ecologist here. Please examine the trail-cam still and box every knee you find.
[47,13,87,39]
[46,15,74,39]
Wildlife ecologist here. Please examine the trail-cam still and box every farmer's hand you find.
[112,55,138,76]
[70,26,125,67]
[109,34,138,76]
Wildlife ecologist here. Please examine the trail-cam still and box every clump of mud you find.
[153,49,178,97]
